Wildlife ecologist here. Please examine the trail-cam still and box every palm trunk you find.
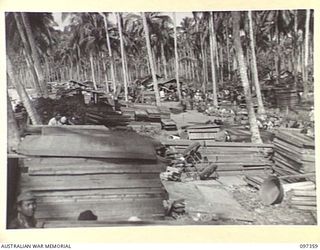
[69,58,73,80]
[23,49,37,90]
[219,46,224,84]
[209,12,218,106]
[14,13,42,96]
[45,58,50,82]
[161,43,168,79]
[102,55,109,93]
[248,10,265,114]
[232,11,262,143]
[226,28,231,80]
[89,52,98,90]
[21,13,48,97]
[7,91,20,152]
[100,12,117,94]
[274,24,280,85]
[124,51,131,84]
[142,12,161,106]
[97,57,101,85]
[117,12,128,102]
[7,56,41,125]
[76,63,80,81]
[292,10,298,84]
[303,9,310,99]
[203,42,208,93]
[173,12,182,101]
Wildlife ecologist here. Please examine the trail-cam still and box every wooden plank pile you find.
[161,119,178,131]
[162,140,273,176]
[119,107,136,121]
[243,176,264,189]
[17,126,166,225]
[273,129,315,179]
[187,124,220,140]
[289,189,317,211]
[121,104,171,123]
[275,88,299,110]
[284,181,316,211]
[85,109,131,127]
[128,121,162,134]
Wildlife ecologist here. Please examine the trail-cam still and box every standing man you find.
[8,191,43,229]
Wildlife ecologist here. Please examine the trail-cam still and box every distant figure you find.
[78,210,98,221]
[159,89,165,99]
[188,91,194,110]
[309,106,314,123]
[14,102,26,113]
[9,192,43,229]
[48,113,62,126]
[225,131,232,142]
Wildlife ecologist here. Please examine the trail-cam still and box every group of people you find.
[47,113,75,126]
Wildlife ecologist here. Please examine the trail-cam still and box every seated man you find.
[9,191,43,229]
[48,113,62,126]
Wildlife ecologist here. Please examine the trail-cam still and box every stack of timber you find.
[141,90,156,104]
[121,104,171,123]
[289,189,317,211]
[119,107,136,121]
[273,129,315,180]
[243,176,265,189]
[283,181,316,211]
[161,119,178,131]
[17,126,166,226]
[187,124,220,140]
[128,121,162,134]
[275,88,299,110]
[85,108,131,127]
[162,139,273,176]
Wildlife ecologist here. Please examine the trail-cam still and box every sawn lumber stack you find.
[17,126,166,225]
[273,129,315,180]
[162,140,273,176]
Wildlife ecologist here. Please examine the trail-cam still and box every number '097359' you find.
[300,244,318,248]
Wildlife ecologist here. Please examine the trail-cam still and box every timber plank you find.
[18,132,157,160]
[290,205,317,211]
[32,187,166,198]
[35,198,165,220]
[292,190,316,196]
[162,139,273,148]
[27,162,165,175]
[21,173,162,190]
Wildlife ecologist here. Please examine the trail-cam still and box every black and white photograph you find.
[6,9,316,230]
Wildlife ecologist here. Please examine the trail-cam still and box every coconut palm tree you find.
[232,11,262,143]
[7,91,20,152]
[209,12,218,107]
[100,12,117,93]
[303,9,310,99]
[11,13,43,96]
[6,12,57,97]
[116,12,129,101]
[7,55,42,125]
[20,13,50,97]
[173,12,182,101]
[141,12,161,106]
[248,11,265,115]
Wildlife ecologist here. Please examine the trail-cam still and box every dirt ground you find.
[160,109,317,225]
